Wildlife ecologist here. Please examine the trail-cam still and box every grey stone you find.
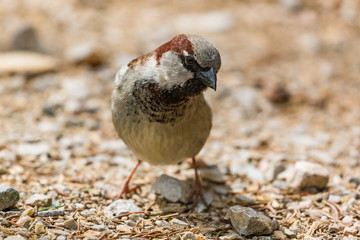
[64,218,77,230]
[125,220,136,227]
[235,195,254,205]
[252,237,272,240]
[194,191,213,213]
[0,217,9,226]
[0,185,20,210]
[259,154,288,182]
[12,26,41,52]
[277,161,329,189]
[278,0,303,11]
[219,234,241,240]
[213,186,229,195]
[37,210,65,217]
[16,216,31,228]
[16,143,50,156]
[342,215,353,223]
[56,236,67,240]
[288,199,312,210]
[37,121,61,133]
[80,208,96,216]
[155,220,170,227]
[307,209,323,218]
[309,150,334,165]
[230,164,265,182]
[25,194,52,207]
[151,174,191,203]
[283,229,297,238]
[181,231,195,240]
[171,218,188,229]
[329,223,344,232]
[228,206,273,236]
[48,229,71,236]
[90,224,107,231]
[272,230,287,240]
[4,236,26,240]
[198,165,225,183]
[104,199,143,219]
[34,221,46,234]
[328,194,341,204]
[272,219,279,230]
[272,180,288,190]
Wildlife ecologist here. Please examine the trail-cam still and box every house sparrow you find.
[111,34,221,206]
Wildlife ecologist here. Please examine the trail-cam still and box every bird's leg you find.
[115,160,141,199]
[187,157,208,210]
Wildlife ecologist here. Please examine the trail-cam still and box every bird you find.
[111,34,221,207]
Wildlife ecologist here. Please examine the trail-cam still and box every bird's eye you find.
[185,56,195,65]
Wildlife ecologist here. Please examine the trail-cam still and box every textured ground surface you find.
[1,0,360,239]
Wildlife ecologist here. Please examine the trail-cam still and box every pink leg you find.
[187,158,208,209]
[115,160,141,199]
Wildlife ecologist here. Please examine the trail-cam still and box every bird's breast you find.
[112,90,212,165]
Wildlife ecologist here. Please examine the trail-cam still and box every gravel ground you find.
[1,0,360,239]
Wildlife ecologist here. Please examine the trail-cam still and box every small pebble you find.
[277,161,329,189]
[21,208,35,217]
[80,208,97,217]
[25,194,52,207]
[219,234,240,240]
[181,231,195,240]
[344,226,357,235]
[198,165,225,183]
[35,221,46,234]
[151,174,191,203]
[75,203,85,210]
[104,199,143,219]
[64,218,78,230]
[16,216,31,228]
[0,217,9,226]
[37,210,65,217]
[272,230,287,240]
[171,218,188,229]
[194,191,213,213]
[48,229,71,236]
[228,206,273,236]
[329,223,344,232]
[283,228,297,238]
[342,215,353,223]
[0,185,20,210]
[328,194,341,204]
[4,236,26,240]
[155,220,170,227]
[125,220,136,227]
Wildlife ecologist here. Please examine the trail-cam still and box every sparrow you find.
[111,34,221,207]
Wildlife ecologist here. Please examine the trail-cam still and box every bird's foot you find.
[115,183,137,199]
[187,157,209,210]
[187,177,209,210]
[114,160,141,199]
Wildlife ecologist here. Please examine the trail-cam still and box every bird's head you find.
[153,34,221,92]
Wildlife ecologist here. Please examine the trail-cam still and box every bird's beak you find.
[197,67,217,91]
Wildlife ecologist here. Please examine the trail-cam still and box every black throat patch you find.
[131,78,206,123]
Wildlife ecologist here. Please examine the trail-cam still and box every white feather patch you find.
[115,65,128,86]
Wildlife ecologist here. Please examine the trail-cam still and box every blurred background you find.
[1,0,360,238]
[1,0,360,170]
